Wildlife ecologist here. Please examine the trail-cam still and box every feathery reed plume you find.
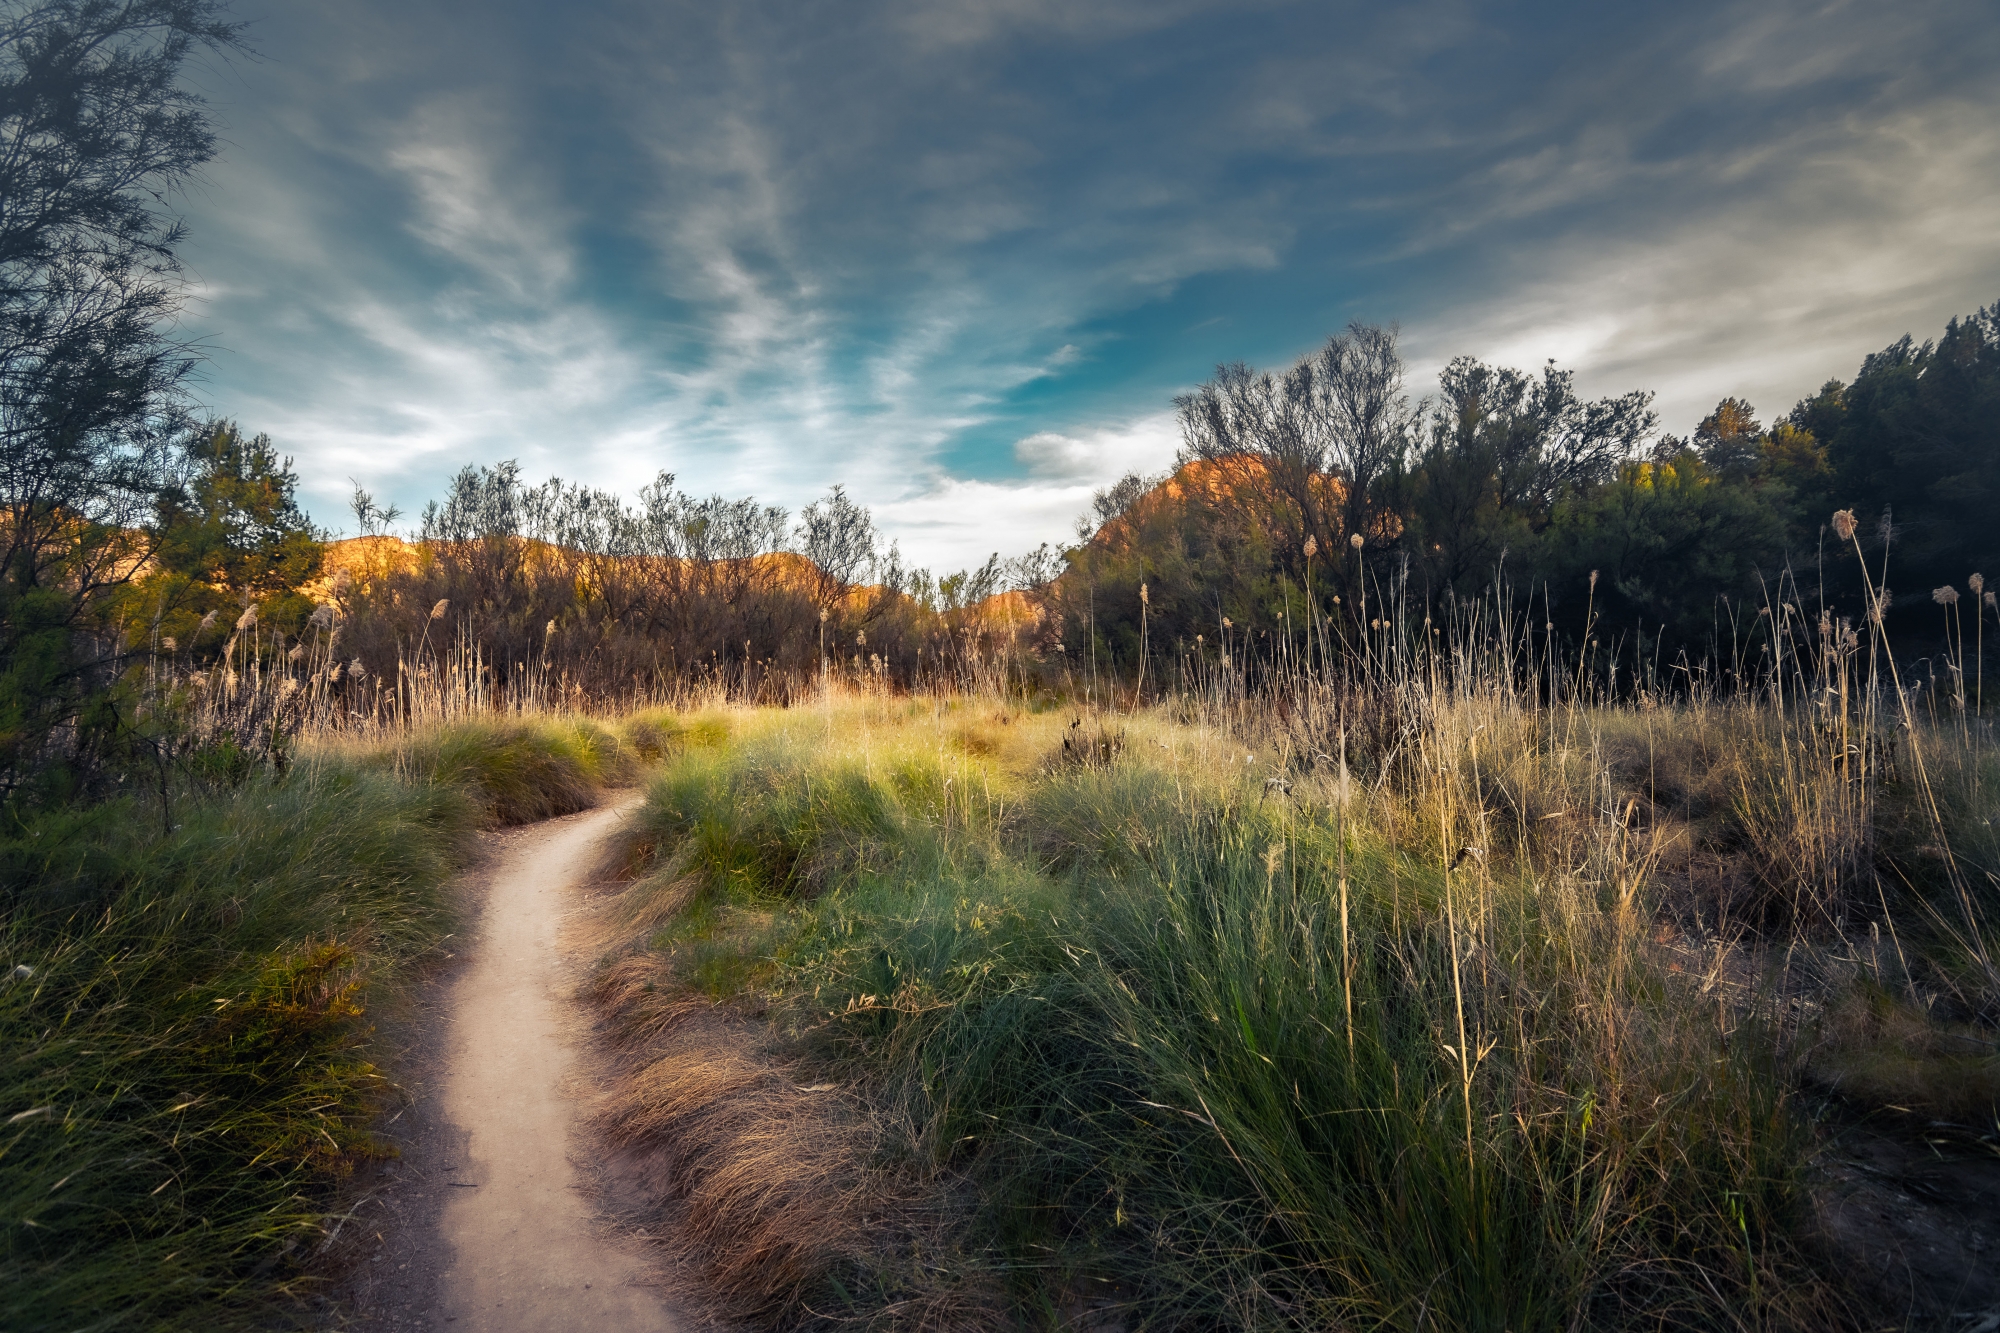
[234,606,258,633]
[1976,576,1990,716]
[429,598,450,621]
[1831,508,1857,540]
[1349,532,1363,549]
[1303,535,1318,558]
[309,603,335,629]
[1933,586,1958,606]
[162,635,176,652]
[198,608,218,633]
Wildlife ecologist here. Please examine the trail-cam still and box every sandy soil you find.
[330,798,686,1332]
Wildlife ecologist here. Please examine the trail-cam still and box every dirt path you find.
[335,798,684,1331]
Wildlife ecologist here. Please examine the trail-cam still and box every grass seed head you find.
[1832,508,1858,540]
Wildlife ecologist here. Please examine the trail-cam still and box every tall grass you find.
[590,666,1996,1329]
[1,707,661,1329]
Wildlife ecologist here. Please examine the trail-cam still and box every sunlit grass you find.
[591,686,1996,1330]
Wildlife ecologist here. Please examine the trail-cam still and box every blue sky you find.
[177,0,2000,571]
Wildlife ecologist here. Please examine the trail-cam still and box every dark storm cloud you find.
[179,0,2000,566]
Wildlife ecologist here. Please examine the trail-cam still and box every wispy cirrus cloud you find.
[176,0,1999,565]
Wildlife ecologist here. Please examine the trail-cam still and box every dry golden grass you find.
[584,950,1007,1329]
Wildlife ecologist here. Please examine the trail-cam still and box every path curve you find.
[338,797,681,1331]
[432,796,677,1331]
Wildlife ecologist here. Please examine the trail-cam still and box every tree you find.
[1543,449,1790,651]
[1812,304,2000,620]
[1694,397,1762,479]
[348,479,402,536]
[150,421,323,643]
[1079,471,1148,539]
[1406,356,1656,596]
[0,0,243,799]
[795,484,880,614]
[1176,321,1418,597]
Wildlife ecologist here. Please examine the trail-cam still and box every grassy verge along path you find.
[582,691,1999,1331]
[2,713,666,1331]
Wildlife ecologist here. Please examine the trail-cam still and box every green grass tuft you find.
[2,712,640,1329]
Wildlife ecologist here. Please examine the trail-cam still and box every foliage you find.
[1542,450,1792,648]
[0,0,242,801]
[1,762,469,1330]
[1808,302,2000,629]
[1404,355,1659,598]
[146,419,325,642]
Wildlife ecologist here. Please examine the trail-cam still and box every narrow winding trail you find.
[339,797,684,1331]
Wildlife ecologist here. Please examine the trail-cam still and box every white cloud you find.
[1012,414,1179,482]
[1416,98,2000,432]
[874,476,1096,573]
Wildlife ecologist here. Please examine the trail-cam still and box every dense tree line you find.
[1059,309,1999,691]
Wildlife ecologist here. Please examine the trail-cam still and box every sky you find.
[175,0,2000,572]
